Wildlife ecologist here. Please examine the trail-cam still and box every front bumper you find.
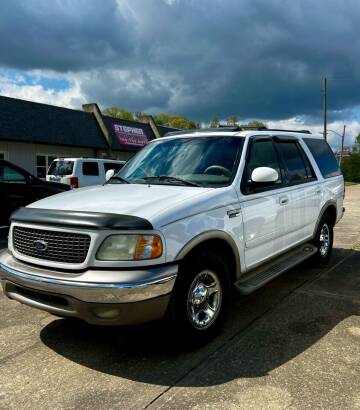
[0,251,177,325]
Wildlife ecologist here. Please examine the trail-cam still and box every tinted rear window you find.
[82,162,99,176]
[304,138,340,178]
[48,160,74,176]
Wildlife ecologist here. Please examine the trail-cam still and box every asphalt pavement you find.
[1,186,360,410]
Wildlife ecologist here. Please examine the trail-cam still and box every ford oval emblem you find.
[33,240,48,252]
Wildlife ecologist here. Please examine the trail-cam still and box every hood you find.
[27,183,213,227]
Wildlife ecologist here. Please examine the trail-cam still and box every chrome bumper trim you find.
[0,252,178,304]
[0,263,176,289]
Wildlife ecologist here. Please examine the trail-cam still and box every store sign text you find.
[113,123,148,147]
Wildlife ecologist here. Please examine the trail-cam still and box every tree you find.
[153,113,197,130]
[152,113,171,126]
[341,153,360,182]
[246,120,267,128]
[103,107,134,121]
[210,116,219,128]
[352,134,360,153]
[226,116,239,126]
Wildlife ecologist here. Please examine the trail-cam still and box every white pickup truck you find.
[0,127,344,344]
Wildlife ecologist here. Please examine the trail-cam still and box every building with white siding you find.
[0,96,174,178]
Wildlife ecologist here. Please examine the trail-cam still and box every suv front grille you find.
[13,226,91,264]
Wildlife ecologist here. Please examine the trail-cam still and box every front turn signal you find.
[134,235,163,260]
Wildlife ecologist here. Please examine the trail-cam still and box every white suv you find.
[46,158,126,188]
[0,128,344,344]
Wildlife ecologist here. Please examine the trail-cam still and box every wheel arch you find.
[313,201,337,238]
[175,230,241,282]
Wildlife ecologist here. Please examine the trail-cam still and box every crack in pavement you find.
[0,340,41,366]
[295,288,360,304]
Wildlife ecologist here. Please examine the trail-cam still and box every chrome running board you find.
[235,243,317,295]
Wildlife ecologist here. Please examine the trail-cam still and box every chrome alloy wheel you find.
[319,223,330,257]
[187,270,222,330]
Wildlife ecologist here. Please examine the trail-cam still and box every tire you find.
[311,213,334,266]
[168,250,231,347]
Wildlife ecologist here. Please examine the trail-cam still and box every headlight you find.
[96,234,163,261]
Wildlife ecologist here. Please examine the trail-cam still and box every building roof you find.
[0,95,179,151]
[157,125,179,137]
[0,95,107,149]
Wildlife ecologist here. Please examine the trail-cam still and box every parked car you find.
[46,158,126,188]
[0,128,344,344]
[0,159,70,231]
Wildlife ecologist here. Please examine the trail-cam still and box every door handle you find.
[227,209,241,218]
[315,188,322,195]
[279,196,289,206]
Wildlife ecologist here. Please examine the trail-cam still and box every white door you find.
[275,139,320,243]
[240,138,289,269]
[80,161,101,187]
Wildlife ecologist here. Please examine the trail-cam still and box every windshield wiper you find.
[106,175,130,184]
[141,175,200,187]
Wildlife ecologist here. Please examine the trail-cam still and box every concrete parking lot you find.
[1,186,360,410]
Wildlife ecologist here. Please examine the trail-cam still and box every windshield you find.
[111,136,243,187]
[48,160,74,176]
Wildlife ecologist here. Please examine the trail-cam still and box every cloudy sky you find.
[1,0,359,147]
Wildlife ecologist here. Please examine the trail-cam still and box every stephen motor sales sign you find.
[113,123,148,147]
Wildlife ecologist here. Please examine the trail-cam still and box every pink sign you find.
[113,123,148,147]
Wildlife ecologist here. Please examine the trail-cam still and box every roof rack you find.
[165,127,241,136]
[164,126,311,137]
[265,128,311,134]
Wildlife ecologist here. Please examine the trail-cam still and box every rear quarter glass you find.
[304,138,341,178]
[48,160,74,176]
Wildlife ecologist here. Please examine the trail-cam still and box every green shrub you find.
[341,153,360,183]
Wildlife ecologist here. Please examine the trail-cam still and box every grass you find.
[345,181,359,186]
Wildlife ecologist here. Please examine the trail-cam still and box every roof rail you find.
[218,125,242,130]
[265,128,311,134]
[164,126,311,137]
[164,127,241,137]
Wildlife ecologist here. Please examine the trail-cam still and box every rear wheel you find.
[311,213,334,266]
[169,250,231,346]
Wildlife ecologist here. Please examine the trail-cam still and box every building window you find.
[36,154,57,178]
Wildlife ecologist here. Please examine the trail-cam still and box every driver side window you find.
[0,166,26,183]
[242,140,282,194]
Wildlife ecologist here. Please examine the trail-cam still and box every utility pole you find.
[323,77,327,140]
[339,124,346,166]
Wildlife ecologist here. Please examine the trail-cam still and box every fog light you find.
[93,307,121,319]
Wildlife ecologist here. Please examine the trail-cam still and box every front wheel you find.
[311,214,334,266]
[168,251,231,347]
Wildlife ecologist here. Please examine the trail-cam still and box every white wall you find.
[0,141,136,176]
[0,141,95,175]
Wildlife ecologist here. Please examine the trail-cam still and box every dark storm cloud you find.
[1,0,360,121]
[0,0,135,71]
